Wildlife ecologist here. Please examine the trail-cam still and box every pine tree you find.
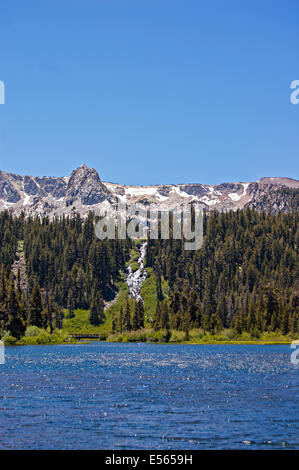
[54,306,64,329]
[29,282,43,327]
[132,301,144,330]
[119,306,123,333]
[89,291,105,326]
[111,314,116,334]
[160,301,170,330]
[7,279,25,339]
[156,271,163,301]
[124,298,132,331]
[67,291,75,319]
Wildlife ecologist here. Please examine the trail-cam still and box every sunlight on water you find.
[0,343,298,449]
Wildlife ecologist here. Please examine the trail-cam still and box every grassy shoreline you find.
[3,331,296,346]
[4,340,295,346]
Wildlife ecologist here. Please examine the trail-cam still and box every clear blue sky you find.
[0,0,298,185]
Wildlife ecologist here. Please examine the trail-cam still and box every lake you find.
[0,343,298,449]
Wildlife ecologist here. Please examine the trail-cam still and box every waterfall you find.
[125,241,148,302]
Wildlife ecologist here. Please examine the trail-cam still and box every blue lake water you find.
[0,343,298,449]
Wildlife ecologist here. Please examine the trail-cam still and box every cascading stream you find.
[125,241,147,302]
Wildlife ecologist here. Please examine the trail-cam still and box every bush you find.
[190,329,205,341]
[18,331,52,345]
[124,330,147,342]
[25,326,44,337]
[221,329,235,340]
[0,330,11,342]
[18,329,69,345]
[169,330,185,343]
[238,332,251,341]
[147,329,170,343]
[51,330,69,343]
[4,336,17,346]
[107,333,125,342]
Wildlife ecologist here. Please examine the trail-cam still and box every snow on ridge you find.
[228,193,241,202]
[0,199,15,209]
[125,186,159,197]
[200,196,219,206]
[23,194,30,205]
[242,183,250,196]
[170,186,193,199]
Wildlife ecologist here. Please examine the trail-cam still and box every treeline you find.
[146,208,299,336]
[0,211,131,337]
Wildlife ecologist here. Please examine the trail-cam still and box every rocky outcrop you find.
[65,164,114,206]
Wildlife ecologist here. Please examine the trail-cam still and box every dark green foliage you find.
[67,291,75,319]
[89,291,105,326]
[0,208,297,339]
[124,297,132,331]
[146,208,299,335]
[23,212,130,309]
[29,282,43,327]
[132,300,145,330]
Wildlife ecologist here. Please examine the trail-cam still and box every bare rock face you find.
[65,164,113,206]
[0,165,297,218]
[0,171,22,203]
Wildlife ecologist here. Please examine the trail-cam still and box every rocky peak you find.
[65,164,114,206]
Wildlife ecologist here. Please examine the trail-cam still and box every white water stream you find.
[125,241,148,302]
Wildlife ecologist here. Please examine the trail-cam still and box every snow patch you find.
[228,193,241,202]
[242,183,250,196]
[125,187,158,197]
[23,194,30,205]
[199,196,219,206]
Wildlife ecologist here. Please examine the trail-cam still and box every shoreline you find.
[5,338,295,347]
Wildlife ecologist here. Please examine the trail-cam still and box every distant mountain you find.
[0,164,298,217]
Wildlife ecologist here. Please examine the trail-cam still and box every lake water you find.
[0,343,298,449]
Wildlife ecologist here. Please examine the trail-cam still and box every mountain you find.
[0,164,298,218]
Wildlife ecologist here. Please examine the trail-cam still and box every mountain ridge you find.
[0,164,298,217]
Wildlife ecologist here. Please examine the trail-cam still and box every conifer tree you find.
[124,297,132,331]
[119,306,123,333]
[67,291,75,319]
[89,291,105,326]
[29,282,43,327]
[7,279,25,339]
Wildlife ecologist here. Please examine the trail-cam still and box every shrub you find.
[107,333,125,342]
[147,329,170,343]
[190,329,205,341]
[238,332,251,341]
[124,330,147,342]
[221,328,236,340]
[3,336,17,346]
[0,330,11,342]
[169,330,185,343]
[25,326,44,337]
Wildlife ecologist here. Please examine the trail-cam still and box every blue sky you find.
[0,0,298,185]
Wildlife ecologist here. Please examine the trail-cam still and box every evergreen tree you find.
[67,291,75,319]
[89,291,105,326]
[119,306,123,333]
[29,282,43,327]
[124,297,132,331]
